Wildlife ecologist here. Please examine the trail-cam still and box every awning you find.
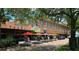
[22,32,33,35]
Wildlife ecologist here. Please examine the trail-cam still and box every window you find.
[47,23,50,28]
[52,23,55,28]
[49,23,52,28]
[40,20,44,27]
[54,24,57,29]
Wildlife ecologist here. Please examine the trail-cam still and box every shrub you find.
[29,35,37,40]
[0,37,16,48]
[55,45,70,51]
[19,43,31,46]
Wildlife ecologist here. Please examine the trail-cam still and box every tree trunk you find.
[69,19,77,50]
[0,23,1,40]
[0,8,4,40]
[69,30,77,50]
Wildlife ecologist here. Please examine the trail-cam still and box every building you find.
[0,19,70,39]
[37,19,70,35]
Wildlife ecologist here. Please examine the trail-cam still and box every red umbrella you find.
[22,32,32,35]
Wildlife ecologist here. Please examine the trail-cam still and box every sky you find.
[5,13,15,22]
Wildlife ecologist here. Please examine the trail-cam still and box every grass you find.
[55,44,79,51]
[55,44,70,51]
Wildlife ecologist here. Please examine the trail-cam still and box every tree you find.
[0,8,5,26]
[28,9,47,25]
[6,8,31,25]
[7,8,45,25]
[39,8,79,50]
[0,8,9,39]
[0,8,46,26]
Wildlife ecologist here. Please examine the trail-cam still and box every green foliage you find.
[0,8,49,26]
[0,37,16,48]
[0,9,8,25]
[55,44,79,51]
[76,19,79,32]
[39,8,79,26]
[55,44,70,51]
[76,19,79,26]
[19,43,31,47]
[7,8,31,19]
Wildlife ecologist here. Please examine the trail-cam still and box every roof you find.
[40,19,69,29]
[1,21,32,30]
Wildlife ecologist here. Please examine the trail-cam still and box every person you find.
[24,36,31,42]
[67,35,71,39]
[23,36,32,46]
[54,35,57,41]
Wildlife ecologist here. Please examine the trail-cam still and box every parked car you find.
[57,35,65,40]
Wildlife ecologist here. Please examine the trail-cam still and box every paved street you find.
[5,38,69,51]
[30,38,69,51]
